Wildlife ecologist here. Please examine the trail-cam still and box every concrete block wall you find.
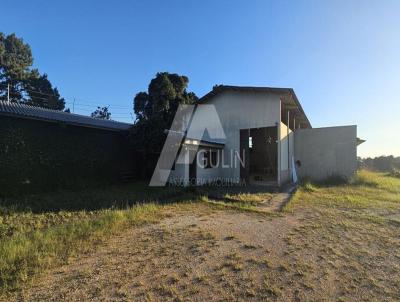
[294,125,357,181]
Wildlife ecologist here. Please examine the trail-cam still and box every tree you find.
[359,155,400,172]
[0,33,32,102]
[131,72,198,178]
[91,106,111,120]
[133,72,197,123]
[24,71,65,110]
[0,32,65,110]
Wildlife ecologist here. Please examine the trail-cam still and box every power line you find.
[1,83,132,111]
[66,106,131,113]
[0,84,61,98]
[64,102,127,108]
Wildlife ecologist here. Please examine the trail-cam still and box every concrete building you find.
[167,85,363,186]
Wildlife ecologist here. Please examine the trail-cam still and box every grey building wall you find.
[199,91,281,183]
[168,90,282,185]
[294,125,357,181]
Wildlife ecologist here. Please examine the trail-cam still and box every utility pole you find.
[73,98,75,113]
[7,84,10,102]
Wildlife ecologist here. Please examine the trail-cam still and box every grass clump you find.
[302,182,319,193]
[203,199,267,214]
[351,170,379,187]
[223,192,272,204]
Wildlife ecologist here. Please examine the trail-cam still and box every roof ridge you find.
[216,84,293,90]
[0,100,132,126]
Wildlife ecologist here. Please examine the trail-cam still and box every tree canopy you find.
[131,72,198,177]
[0,32,65,110]
[133,72,197,122]
[91,106,111,120]
[359,156,400,172]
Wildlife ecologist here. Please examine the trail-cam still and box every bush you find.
[388,169,400,179]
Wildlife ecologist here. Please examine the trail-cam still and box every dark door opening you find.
[240,126,278,184]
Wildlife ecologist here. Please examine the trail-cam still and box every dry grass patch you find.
[280,170,400,301]
[3,170,400,301]
[224,192,273,204]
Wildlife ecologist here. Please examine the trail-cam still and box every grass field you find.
[281,170,400,301]
[0,183,198,293]
[1,170,400,301]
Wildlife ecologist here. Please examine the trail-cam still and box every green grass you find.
[2,170,399,297]
[281,170,400,300]
[1,181,269,294]
[0,182,200,293]
[284,170,400,213]
[0,203,168,292]
[0,182,190,212]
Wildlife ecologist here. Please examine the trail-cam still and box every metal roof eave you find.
[0,101,132,131]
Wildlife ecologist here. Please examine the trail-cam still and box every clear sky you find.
[1,0,399,157]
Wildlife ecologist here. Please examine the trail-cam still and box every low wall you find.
[294,125,357,181]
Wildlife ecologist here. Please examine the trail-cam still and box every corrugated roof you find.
[0,101,132,131]
[198,85,312,129]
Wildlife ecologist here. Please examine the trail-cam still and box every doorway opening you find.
[240,126,278,185]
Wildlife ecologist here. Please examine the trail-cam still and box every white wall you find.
[168,93,358,185]
[169,91,281,184]
[168,148,189,185]
[205,91,281,183]
[294,125,357,181]
[196,149,221,185]
[279,122,294,184]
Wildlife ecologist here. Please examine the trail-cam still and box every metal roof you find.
[199,85,312,129]
[0,100,132,131]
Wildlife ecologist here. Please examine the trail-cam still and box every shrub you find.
[302,182,318,192]
[388,169,400,179]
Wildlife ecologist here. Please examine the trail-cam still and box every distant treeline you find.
[358,156,400,172]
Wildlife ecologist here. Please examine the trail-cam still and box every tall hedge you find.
[0,116,133,196]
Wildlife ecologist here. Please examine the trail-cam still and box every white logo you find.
[150,104,228,186]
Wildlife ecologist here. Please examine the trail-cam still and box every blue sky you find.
[1,0,399,157]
